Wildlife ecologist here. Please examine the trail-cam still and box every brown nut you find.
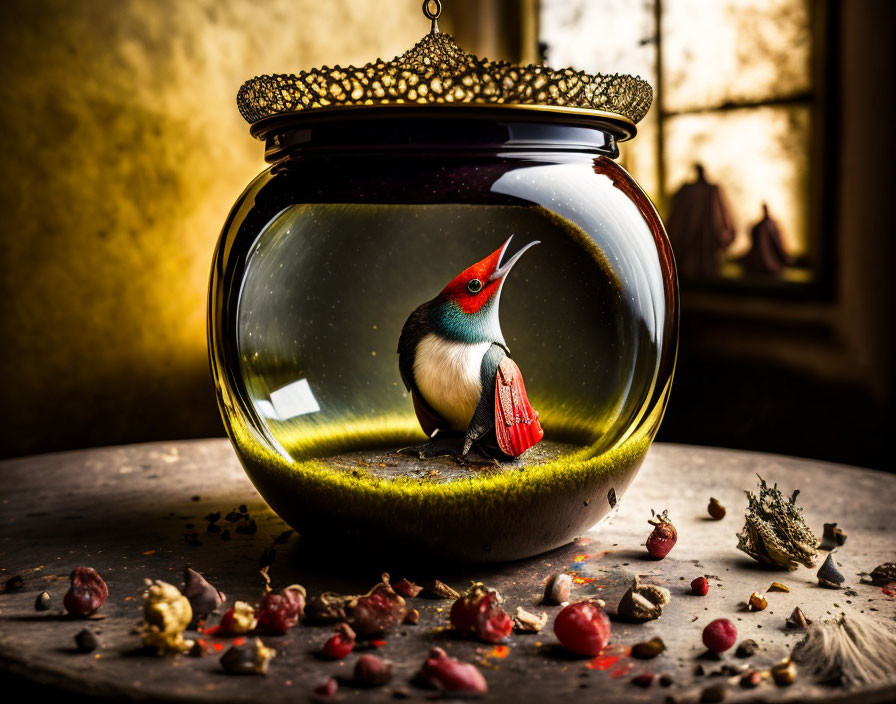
[64,567,108,617]
[707,498,726,520]
[747,592,767,612]
[543,572,572,605]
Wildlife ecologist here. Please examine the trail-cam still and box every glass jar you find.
[208,107,677,562]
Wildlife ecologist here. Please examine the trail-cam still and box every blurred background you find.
[0,0,892,469]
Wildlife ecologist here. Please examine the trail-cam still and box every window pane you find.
[664,105,811,279]
[662,0,812,113]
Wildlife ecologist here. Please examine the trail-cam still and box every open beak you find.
[487,235,540,282]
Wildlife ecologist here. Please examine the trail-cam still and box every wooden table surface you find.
[1,440,894,703]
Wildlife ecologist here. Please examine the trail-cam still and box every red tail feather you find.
[494,357,544,457]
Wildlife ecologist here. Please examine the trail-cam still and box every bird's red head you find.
[438,236,539,314]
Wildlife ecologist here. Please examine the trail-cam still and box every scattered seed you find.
[768,582,790,592]
[817,553,845,589]
[64,567,108,617]
[34,591,51,611]
[3,575,24,592]
[313,678,338,699]
[273,529,293,544]
[183,568,226,623]
[786,607,811,630]
[735,639,759,658]
[740,670,763,688]
[235,518,257,535]
[74,629,99,653]
[707,498,726,520]
[820,522,847,550]
[239,504,248,513]
[771,660,796,686]
[354,653,393,687]
[618,578,670,622]
[404,609,420,625]
[659,674,673,687]
[748,592,768,612]
[631,672,654,688]
[189,640,209,657]
[607,488,617,508]
[205,512,221,523]
[632,637,666,659]
[691,576,709,596]
[543,572,572,605]
[867,563,896,586]
[426,580,460,600]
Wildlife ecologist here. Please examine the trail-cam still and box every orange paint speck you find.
[883,584,896,597]
[370,640,387,648]
[486,645,510,659]
[142,549,156,555]
[576,537,593,546]
[212,642,224,651]
[587,654,619,670]
[124,596,134,601]
[610,663,633,678]
[572,576,596,584]
[233,637,246,646]
[573,554,589,563]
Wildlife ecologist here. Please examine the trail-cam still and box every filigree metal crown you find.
[237,2,653,129]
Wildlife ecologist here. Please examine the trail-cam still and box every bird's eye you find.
[466,279,482,294]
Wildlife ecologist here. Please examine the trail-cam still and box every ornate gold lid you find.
[237,1,653,136]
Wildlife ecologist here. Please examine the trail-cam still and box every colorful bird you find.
[397,236,544,464]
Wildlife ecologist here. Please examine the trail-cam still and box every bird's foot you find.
[398,437,499,467]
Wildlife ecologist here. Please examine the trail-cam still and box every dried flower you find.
[771,659,796,686]
[768,581,790,592]
[617,577,670,622]
[736,476,818,570]
[542,572,572,605]
[350,580,407,636]
[220,638,275,675]
[426,580,461,600]
[74,629,99,653]
[450,583,513,643]
[707,498,726,520]
[820,522,847,550]
[866,562,896,586]
[354,653,392,687]
[183,567,225,624]
[747,592,768,612]
[64,567,108,617]
[393,578,422,598]
[140,580,194,654]
[817,553,845,589]
[513,606,548,633]
[632,636,666,659]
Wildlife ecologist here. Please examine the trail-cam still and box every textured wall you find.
[0,0,424,457]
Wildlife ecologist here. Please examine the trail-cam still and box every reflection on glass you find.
[663,0,811,113]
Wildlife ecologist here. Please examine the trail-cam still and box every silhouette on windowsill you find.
[739,203,792,276]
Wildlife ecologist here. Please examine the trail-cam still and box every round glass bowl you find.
[209,108,678,562]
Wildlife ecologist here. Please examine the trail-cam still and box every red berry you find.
[321,623,355,660]
[421,647,488,695]
[450,583,513,643]
[646,510,677,559]
[702,618,737,653]
[691,576,709,596]
[553,601,612,657]
[63,567,108,617]
[256,585,305,634]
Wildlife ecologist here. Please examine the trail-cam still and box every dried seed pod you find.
[771,660,797,686]
[257,584,306,635]
[768,581,790,592]
[632,636,666,659]
[786,607,811,630]
[426,580,461,600]
[74,629,99,653]
[354,653,393,687]
[218,601,258,634]
[393,578,423,598]
[349,581,407,636]
[141,580,194,654]
[735,639,759,658]
[820,522,847,550]
[707,498,726,520]
[748,592,768,612]
[306,592,350,623]
[513,606,548,633]
[450,582,513,643]
[34,591,51,611]
[183,567,226,623]
[542,572,572,605]
[617,578,671,622]
[220,637,275,675]
[421,647,488,695]
[63,567,108,617]
[646,509,677,559]
[867,562,896,586]
[736,477,818,570]
[817,553,845,589]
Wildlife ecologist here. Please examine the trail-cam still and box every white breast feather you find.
[414,333,490,431]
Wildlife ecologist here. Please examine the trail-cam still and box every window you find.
[540,0,832,292]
